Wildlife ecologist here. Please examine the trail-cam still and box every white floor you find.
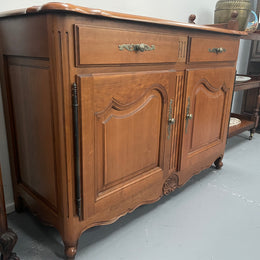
[7,132,260,260]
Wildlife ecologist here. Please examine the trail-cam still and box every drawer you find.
[74,25,187,66]
[188,37,239,63]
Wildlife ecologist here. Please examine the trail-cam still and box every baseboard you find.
[6,202,15,214]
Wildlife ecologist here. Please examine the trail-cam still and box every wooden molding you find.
[0,2,247,36]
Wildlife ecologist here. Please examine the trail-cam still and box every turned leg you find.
[249,129,255,140]
[64,241,78,260]
[214,157,223,169]
[0,229,19,260]
[61,223,81,259]
[250,89,260,140]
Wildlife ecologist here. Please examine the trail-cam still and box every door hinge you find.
[72,82,81,218]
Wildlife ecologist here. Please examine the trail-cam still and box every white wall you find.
[0,0,248,213]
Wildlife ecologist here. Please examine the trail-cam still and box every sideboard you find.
[0,3,246,259]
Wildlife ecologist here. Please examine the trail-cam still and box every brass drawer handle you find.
[208,47,226,54]
[118,43,155,52]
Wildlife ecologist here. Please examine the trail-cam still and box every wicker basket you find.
[214,0,252,30]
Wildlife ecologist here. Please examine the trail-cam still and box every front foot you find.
[0,229,19,260]
[214,157,223,169]
[64,243,78,260]
[249,129,255,140]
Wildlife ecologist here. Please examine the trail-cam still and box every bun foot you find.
[214,157,223,169]
[65,243,78,260]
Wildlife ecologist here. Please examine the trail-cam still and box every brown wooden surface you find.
[228,113,255,138]
[0,8,241,259]
[74,25,183,65]
[229,27,260,139]
[234,76,260,91]
[241,31,260,41]
[7,56,58,210]
[180,67,235,171]
[79,70,173,223]
[0,2,247,36]
[0,16,48,57]
[188,37,239,62]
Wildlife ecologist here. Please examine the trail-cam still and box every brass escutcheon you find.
[208,47,226,54]
[118,43,155,52]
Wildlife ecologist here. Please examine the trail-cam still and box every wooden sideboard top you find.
[0,2,247,36]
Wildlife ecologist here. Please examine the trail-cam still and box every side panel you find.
[6,56,57,210]
[0,15,48,57]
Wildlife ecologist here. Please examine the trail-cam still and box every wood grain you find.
[0,2,247,36]
[74,25,181,65]
[188,37,239,62]
[0,6,241,259]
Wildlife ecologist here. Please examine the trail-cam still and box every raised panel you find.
[191,84,224,150]
[6,56,57,209]
[78,70,175,223]
[95,90,161,191]
[74,25,183,65]
[0,16,48,57]
[180,67,235,171]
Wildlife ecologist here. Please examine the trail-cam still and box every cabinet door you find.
[180,67,235,171]
[77,70,175,225]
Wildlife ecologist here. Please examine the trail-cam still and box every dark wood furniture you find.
[228,1,260,139]
[229,75,260,139]
[0,3,246,259]
[229,37,260,139]
[0,166,19,260]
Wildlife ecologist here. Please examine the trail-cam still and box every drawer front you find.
[188,37,239,62]
[74,25,186,65]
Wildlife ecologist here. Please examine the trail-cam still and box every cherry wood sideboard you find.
[0,3,246,259]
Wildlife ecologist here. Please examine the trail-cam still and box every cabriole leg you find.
[249,129,255,140]
[64,241,78,260]
[214,157,223,169]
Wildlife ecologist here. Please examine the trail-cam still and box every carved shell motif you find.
[163,174,179,195]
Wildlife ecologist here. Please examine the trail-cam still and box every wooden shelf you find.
[241,31,260,41]
[228,113,255,138]
[235,75,260,91]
